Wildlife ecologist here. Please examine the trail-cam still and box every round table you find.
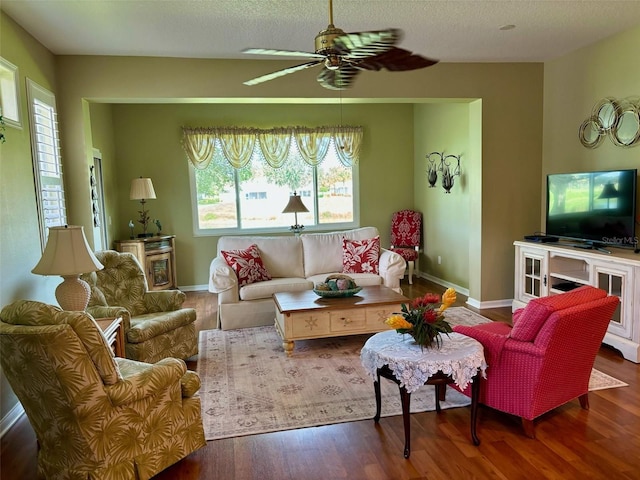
[360,330,487,458]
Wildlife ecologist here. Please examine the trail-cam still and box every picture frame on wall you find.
[0,57,22,129]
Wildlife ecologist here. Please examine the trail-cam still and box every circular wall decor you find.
[578,116,604,148]
[610,105,640,147]
[579,97,640,148]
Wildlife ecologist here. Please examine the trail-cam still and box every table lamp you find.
[32,225,104,311]
[130,177,156,238]
[282,191,309,235]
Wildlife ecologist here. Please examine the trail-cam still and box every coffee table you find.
[273,285,409,356]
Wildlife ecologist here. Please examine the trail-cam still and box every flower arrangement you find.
[385,288,457,348]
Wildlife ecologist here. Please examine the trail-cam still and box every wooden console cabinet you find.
[513,240,640,363]
[114,235,177,290]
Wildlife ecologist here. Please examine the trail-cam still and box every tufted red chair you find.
[452,286,619,438]
[389,210,422,284]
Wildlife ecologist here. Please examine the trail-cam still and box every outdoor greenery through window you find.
[184,126,361,234]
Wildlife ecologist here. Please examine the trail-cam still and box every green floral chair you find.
[0,300,206,480]
[81,250,197,363]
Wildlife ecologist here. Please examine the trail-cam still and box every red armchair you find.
[390,210,422,284]
[453,286,619,438]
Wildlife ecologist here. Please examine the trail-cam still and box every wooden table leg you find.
[374,369,382,423]
[282,339,295,356]
[470,372,480,446]
[399,384,412,459]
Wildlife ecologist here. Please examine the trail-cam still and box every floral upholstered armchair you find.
[452,286,618,438]
[0,300,206,480]
[81,250,197,363]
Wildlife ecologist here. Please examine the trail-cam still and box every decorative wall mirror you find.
[578,116,604,148]
[611,105,640,147]
[579,96,640,148]
[596,98,619,130]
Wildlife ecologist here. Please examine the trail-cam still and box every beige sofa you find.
[209,227,406,330]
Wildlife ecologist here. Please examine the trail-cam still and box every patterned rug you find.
[196,307,627,440]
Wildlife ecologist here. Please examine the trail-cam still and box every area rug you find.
[196,307,627,441]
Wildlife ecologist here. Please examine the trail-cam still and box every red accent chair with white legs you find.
[389,210,422,284]
[452,286,618,438]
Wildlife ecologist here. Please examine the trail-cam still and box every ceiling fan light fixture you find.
[241,0,438,90]
[324,56,342,70]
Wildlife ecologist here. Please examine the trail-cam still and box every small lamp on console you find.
[32,225,104,311]
[282,191,309,235]
[130,177,157,238]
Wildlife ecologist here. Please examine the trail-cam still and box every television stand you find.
[513,241,640,363]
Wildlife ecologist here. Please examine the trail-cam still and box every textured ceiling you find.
[2,0,640,63]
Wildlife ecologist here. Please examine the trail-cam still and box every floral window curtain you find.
[181,125,363,170]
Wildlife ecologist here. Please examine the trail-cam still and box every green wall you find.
[3,7,637,425]
[413,102,474,292]
[105,102,414,287]
[55,55,544,306]
[542,25,640,223]
[0,12,59,424]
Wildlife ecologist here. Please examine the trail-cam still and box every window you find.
[26,79,66,248]
[185,127,361,235]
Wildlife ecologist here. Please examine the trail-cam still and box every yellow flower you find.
[439,288,457,313]
[385,315,413,330]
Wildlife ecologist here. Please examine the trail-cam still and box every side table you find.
[361,330,487,458]
[95,317,125,357]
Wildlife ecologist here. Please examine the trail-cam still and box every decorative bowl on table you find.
[313,274,362,297]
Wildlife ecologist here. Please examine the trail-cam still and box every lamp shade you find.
[130,177,157,200]
[598,183,619,199]
[32,225,103,276]
[32,225,104,311]
[282,192,309,214]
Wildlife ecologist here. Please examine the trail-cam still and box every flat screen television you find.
[546,168,638,248]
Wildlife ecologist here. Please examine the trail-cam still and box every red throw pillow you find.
[342,236,380,274]
[221,244,272,287]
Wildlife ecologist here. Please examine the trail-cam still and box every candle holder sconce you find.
[426,152,442,188]
[426,152,462,193]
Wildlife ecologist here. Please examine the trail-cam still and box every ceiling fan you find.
[242,0,438,90]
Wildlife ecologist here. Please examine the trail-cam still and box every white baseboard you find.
[1,402,25,438]
[419,272,469,297]
[178,284,209,292]
[419,273,512,310]
[466,297,513,310]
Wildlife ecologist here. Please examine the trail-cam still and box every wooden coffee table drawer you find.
[366,304,403,328]
[330,308,367,332]
[291,311,331,337]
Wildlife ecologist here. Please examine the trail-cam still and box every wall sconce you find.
[426,152,462,193]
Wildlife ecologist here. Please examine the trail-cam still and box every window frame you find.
[26,78,67,249]
[188,151,360,237]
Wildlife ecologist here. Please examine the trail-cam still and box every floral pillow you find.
[221,244,272,287]
[342,236,380,274]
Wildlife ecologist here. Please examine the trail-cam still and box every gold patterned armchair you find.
[81,250,197,363]
[0,300,206,480]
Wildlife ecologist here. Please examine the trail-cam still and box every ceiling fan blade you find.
[350,47,438,72]
[244,60,323,86]
[334,28,401,58]
[317,64,361,90]
[243,48,325,59]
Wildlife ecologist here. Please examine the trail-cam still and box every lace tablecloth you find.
[360,330,487,393]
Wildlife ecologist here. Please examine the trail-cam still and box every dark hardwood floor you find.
[2,279,639,480]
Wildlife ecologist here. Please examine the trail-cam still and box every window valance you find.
[181,125,363,170]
